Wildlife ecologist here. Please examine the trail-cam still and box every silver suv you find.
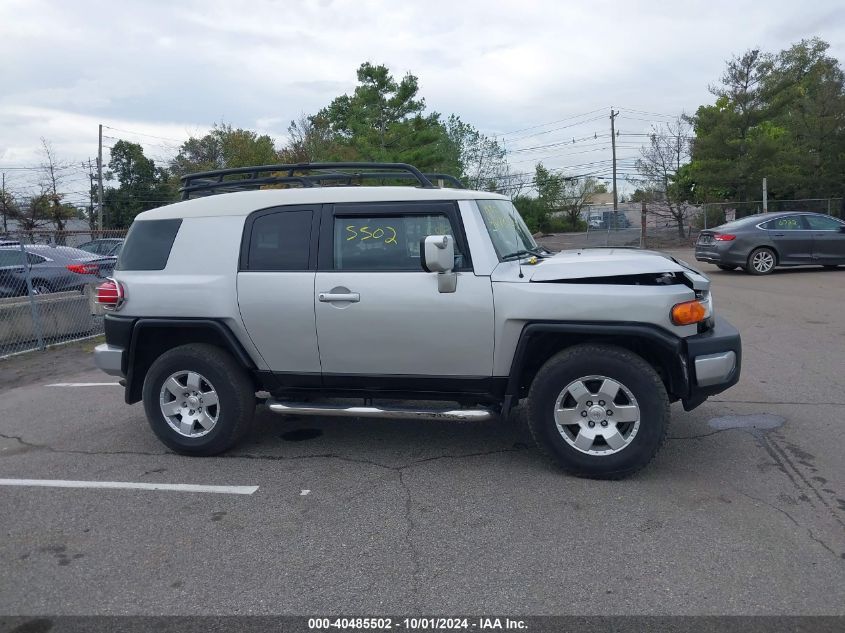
[94,163,741,479]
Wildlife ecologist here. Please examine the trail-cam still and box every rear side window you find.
[116,219,182,271]
[760,216,805,230]
[0,250,23,267]
[245,210,313,271]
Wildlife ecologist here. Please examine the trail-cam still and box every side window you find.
[0,250,23,267]
[246,210,312,271]
[117,219,182,271]
[333,214,463,271]
[804,215,843,231]
[26,253,46,264]
[764,216,804,231]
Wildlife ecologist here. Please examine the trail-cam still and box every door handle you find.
[774,233,785,237]
[319,292,360,303]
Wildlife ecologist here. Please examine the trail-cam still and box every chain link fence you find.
[696,198,843,230]
[0,230,127,358]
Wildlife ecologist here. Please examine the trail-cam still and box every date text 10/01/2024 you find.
[308,617,528,630]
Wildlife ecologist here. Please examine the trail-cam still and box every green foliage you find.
[314,63,461,175]
[170,123,278,176]
[512,194,548,234]
[687,38,845,201]
[105,141,174,229]
[444,115,508,190]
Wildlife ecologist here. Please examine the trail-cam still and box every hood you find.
[528,248,710,290]
[529,248,683,280]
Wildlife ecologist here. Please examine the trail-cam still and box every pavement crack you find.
[0,433,168,458]
[736,490,838,558]
[668,429,731,440]
[397,469,423,613]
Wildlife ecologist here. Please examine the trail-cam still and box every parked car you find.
[0,244,116,298]
[93,161,741,479]
[77,238,124,257]
[695,212,845,275]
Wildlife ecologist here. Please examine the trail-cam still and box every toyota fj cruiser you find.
[94,162,741,478]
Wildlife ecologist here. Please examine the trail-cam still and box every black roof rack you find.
[179,162,465,199]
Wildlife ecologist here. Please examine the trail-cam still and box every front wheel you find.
[142,344,255,455]
[526,345,669,479]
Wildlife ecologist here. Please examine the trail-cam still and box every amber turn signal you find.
[671,300,707,325]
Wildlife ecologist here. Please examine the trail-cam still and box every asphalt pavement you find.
[0,249,843,615]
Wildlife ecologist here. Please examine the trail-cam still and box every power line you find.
[101,125,184,143]
[498,108,607,137]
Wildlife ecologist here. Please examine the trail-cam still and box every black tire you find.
[745,247,777,275]
[142,343,255,456]
[30,280,53,295]
[526,344,670,479]
[716,264,736,271]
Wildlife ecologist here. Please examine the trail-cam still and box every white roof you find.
[139,187,509,220]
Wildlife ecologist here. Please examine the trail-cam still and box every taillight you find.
[713,234,736,241]
[67,262,100,275]
[96,278,126,311]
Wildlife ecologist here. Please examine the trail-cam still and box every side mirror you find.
[421,235,454,273]
[420,235,457,293]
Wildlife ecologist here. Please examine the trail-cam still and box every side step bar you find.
[267,400,496,422]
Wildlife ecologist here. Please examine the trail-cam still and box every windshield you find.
[476,199,538,260]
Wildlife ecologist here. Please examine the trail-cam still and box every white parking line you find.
[0,478,258,495]
[46,382,121,387]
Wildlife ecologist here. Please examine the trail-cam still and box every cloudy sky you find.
[1,0,844,203]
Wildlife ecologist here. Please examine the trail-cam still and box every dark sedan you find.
[77,238,124,257]
[695,212,845,275]
[0,245,116,298]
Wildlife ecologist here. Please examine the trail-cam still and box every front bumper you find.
[682,316,741,410]
[94,343,125,377]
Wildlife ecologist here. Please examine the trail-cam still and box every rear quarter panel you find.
[113,215,269,370]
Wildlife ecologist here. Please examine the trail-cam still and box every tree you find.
[444,115,509,190]
[560,176,602,228]
[1,176,17,234]
[38,139,77,237]
[686,39,845,202]
[105,141,174,228]
[170,123,279,176]
[512,194,547,234]
[278,113,344,163]
[315,63,461,174]
[10,194,51,231]
[635,118,693,237]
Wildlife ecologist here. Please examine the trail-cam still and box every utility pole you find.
[610,108,619,229]
[762,177,768,213]
[1,172,7,234]
[83,159,97,230]
[97,124,104,232]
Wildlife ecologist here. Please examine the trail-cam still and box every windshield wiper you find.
[501,247,548,261]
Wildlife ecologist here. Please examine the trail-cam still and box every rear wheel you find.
[526,344,669,479]
[745,247,777,275]
[716,264,736,271]
[30,280,53,295]
[142,344,255,455]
